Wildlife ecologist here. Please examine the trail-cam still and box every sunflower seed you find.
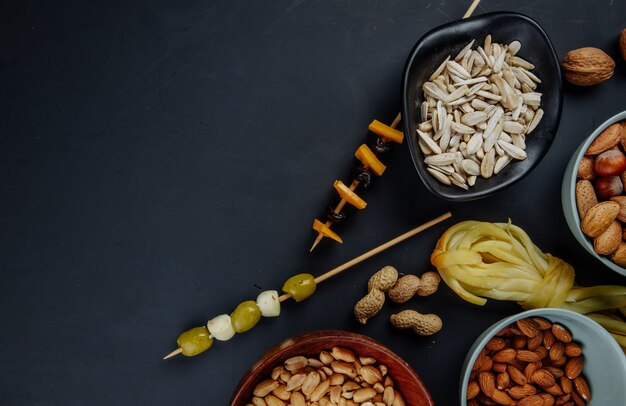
[526,108,543,134]
[498,139,527,160]
[508,40,521,56]
[424,152,457,166]
[494,155,512,174]
[427,167,452,185]
[481,148,496,178]
[417,130,442,154]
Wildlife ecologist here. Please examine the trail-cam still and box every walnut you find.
[561,47,615,86]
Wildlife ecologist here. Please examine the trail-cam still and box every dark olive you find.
[327,207,346,223]
[371,137,391,155]
[351,165,372,188]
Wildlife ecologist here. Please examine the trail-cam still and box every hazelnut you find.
[594,176,623,198]
[594,150,626,177]
[561,47,615,86]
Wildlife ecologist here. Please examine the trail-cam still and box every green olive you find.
[282,273,317,302]
[230,300,261,333]
[176,326,214,356]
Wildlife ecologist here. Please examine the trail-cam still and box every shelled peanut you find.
[466,317,591,406]
[247,346,405,406]
[575,120,626,266]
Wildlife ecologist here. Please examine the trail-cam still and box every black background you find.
[1,1,625,405]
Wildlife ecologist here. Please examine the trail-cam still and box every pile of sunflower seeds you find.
[417,35,543,189]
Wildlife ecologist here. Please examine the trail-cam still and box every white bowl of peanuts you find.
[230,330,434,406]
[402,12,562,201]
[460,308,626,406]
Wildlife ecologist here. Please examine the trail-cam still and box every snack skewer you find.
[163,212,452,359]
[308,0,481,252]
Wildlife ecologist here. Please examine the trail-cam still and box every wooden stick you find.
[309,113,402,252]
[463,0,482,19]
[283,212,451,302]
[163,347,183,360]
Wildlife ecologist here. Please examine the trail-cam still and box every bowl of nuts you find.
[562,110,626,277]
[230,330,433,405]
[460,308,626,406]
[402,12,562,201]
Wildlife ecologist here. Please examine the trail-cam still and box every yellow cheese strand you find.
[431,220,575,308]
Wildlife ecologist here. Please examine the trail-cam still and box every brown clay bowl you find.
[230,330,434,406]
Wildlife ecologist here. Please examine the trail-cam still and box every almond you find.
[532,369,556,388]
[577,157,596,180]
[516,318,540,338]
[527,331,543,351]
[564,356,584,379]
[549,342,565,361]
[496,372,509,390]
[486,337,507,351]
[517,395,546,406]
[532,317,553,330]
[493,348,517,363]
[538,393,556,406]
[492,362,507,373]
[507,365,527,385]
[544,384,564,396]
[581,201,620,237]
[560,376,573,394]
[594,220,622,255]
[573,376,591,402]
[479,371,496,397]
[586,123,623,155]
[509,384,537,399]
[555,394,571,406]
[545,366,564,379]
[575,180,598,219]
[551,324,573,344]
[613,242,626,267]
[565,343,583,357]
[543,330,556,349]
[517,349,541,363]
[610,195,626,222]
[490,389,514,405]
[467,380,480,399]
[562,47,615,87]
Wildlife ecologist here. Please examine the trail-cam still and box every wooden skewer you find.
[163,347,183,360]
[309,112,402,252]
[308,0,479,253]
[164,212,452,359]
[282,211,451,302]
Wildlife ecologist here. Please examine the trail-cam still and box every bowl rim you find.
[229,329,434,406]
[562,110,626,277]
[458,308,626,405]
[401,11,563,201]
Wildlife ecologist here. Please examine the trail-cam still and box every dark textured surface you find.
[1,1,625,405]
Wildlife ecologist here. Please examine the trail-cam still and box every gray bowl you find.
[459,308,626,405]
[561,110,626,277]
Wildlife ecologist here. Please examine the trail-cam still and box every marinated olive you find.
[327,207,346,223]
[176,326,214,356]
[230,300,261,333]
[371,136,391,155]
[282,273,317,302]
[351,165,372,188]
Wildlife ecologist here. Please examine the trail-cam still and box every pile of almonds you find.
[417,35,543,189]
[575,119,626,266]
[247,346,405,406]
[467,317,591,406]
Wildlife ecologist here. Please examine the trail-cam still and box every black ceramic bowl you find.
[402,12,562,201]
